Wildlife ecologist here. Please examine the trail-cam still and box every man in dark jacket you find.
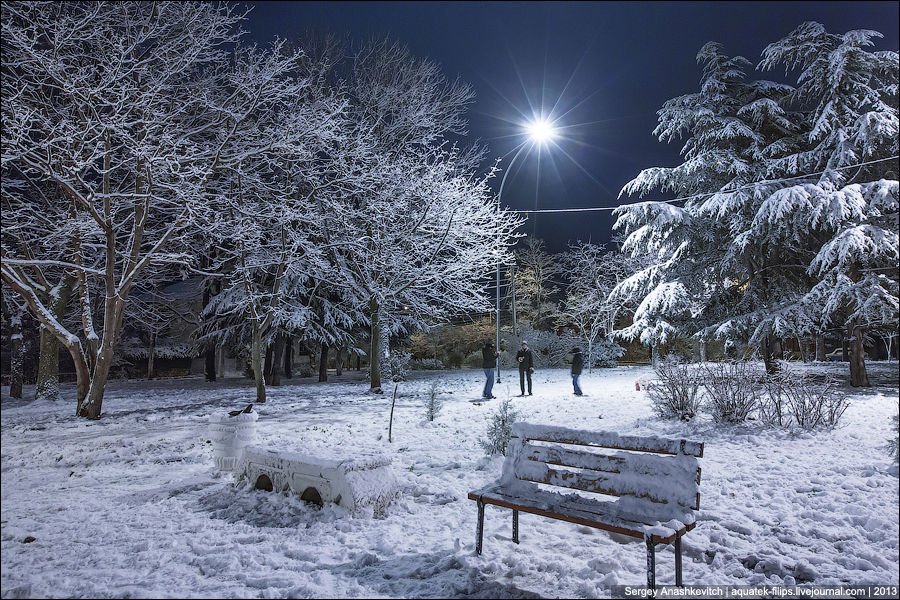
[515,341,534,396]
[570,347,584,396]
[482,341,498,399]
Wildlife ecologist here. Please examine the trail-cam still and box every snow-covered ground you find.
[2,362,898,598]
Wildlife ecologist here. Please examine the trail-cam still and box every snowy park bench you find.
[467,423,704,589]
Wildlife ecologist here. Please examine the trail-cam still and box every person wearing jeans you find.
[482,341,498,399]
[570,347,584,396]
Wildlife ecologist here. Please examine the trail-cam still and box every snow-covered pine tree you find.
[613,40,806,372]
[613,24,898,383]
[756,22,898,386]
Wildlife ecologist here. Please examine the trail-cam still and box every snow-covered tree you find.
[512,237,561,331]
[558,241,636,370]
[756,22,899,386]
[1,2,333,416]
[612,23,898,384]
[313,39,524,392]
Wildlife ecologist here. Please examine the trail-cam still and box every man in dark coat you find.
[482,341,498,399]
[570,347,584,396]
[515,341,534,396]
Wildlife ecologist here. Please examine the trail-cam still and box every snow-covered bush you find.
[465,351,484,369]
[589,337,626,368]
[480,399,522,456]
[647,358,703,420]
[388,352,412,382]
[501,326,555,368]
[885,407,900,464]
[498,325,624,369]
[410,358,444,371]
[423,379,443,422]
[703,361,765,424]
[762,362,851,430]
[760,373,790,427]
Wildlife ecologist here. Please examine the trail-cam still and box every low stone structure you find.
[235,446,400,516]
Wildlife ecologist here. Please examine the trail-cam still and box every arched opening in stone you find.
[255,474,273,492]
[300,486,323,507]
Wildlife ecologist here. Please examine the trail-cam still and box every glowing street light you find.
[495,117,557,383]
[526,118,556,143]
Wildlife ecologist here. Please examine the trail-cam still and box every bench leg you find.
[512,509,519,544]
[645,535,656,590]
[675,536,683,587]
[476,498,485,555]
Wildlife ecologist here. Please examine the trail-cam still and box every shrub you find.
[762,362,851,430]
[480,398,522,456]
[647,358,703,420]
[588,337,626,368]
[703,360,764,424]
[760,372,790,427]
[423,379,443,422]
[410,358,444,371]
[885,408,899,464]
[388,352,412,382]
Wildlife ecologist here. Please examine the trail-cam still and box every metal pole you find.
[495,144,529,384]
[496,191,501,383]
[511,266,517,337]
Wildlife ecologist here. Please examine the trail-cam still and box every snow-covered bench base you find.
[468,423,704,589]
[235,446,400,516]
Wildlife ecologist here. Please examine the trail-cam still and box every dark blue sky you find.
[241,1,899,254]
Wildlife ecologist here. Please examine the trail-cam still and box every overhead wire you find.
[506,155,899,214]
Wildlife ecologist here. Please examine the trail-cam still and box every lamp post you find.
[494,118,555,383]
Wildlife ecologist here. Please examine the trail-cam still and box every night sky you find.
[241,1,899,254]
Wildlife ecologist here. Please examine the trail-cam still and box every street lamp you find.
[495,117,556,383]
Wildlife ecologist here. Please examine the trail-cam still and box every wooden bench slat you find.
[520,444,702,510]
[515,461,701,510]
[514,423,704,457]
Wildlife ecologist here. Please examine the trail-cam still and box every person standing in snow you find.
[481,341,499,399]
[516,341,534,396]
[570,347,584,396]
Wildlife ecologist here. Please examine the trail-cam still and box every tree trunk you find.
[816,334,826,361]
[218,346,225,379]
[77,291,129,419]
[147,331,156,380]
[264,343,274,385]
[335,346,343,376]
[270,333,285,386]
[202,272,216,382]
[318,341,329,382]
[9,317,24,399]
[251,324,266,403]
[35,326,61,401]
[848,320,870,387]
[205,343,216,382]
[35,278,73,401]
[761,335,783,375]
[369,298,382,392]
[283,335,293,379]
